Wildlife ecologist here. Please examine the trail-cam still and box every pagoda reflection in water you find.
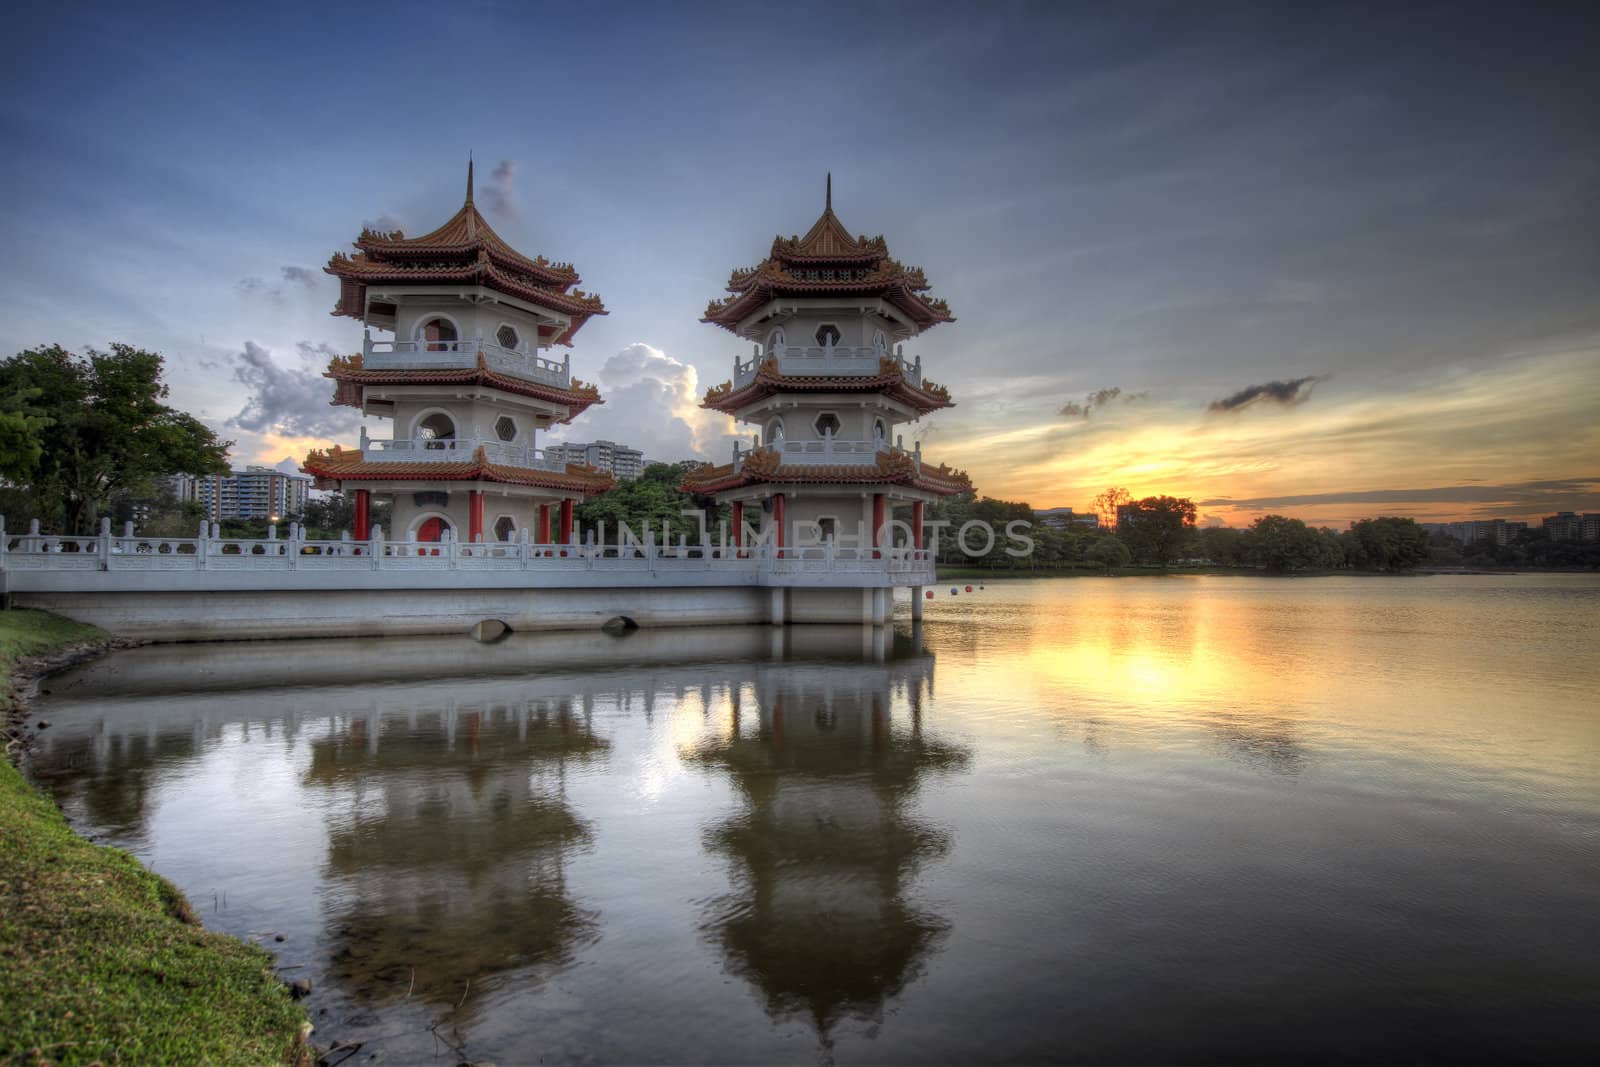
[301,692,609,1016]
[685,628,970,1038]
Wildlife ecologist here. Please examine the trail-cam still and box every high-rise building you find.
[173,467,313,522]
[543,440,645,480]
[1035,507,1099,530]
[1422,519,1529,546]
[1541,512,1597,542]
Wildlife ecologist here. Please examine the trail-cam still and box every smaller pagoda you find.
[304,163,614,545]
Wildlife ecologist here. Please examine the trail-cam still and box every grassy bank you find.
[0,610,309,1066]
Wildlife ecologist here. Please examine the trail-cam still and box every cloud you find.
[227,341,360,438]
[1207,376,1325,413]
[1198,477,1600,513]
[481,159,518,218]
[560,342,738,463]
[237,267,321,302]
[1059,386,1148,418]
[361,213,405,234]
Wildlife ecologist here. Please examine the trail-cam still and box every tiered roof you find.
[300,444,616,497]
[702,178,954,334]
[325,162,607,346]
[681,446,971,498]
[702,355,952,416]
[324,353,603,422]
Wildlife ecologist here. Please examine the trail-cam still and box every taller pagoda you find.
[683,179,971,569]
[302,163,614,545]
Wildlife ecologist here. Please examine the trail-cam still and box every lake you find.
[26,574,1600,1064]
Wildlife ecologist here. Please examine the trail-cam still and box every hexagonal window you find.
[814,324,841,347]
[813,412,841,437]
[494,415,518,442]
[496,324,519,349]
[493,516,516,542]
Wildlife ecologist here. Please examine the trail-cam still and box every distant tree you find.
[1242,514,1324,573]
[577,461,727,545]
[0,385,48,485]
[1117,495,1197,568]
[1085,536,1131,573]
[1342,516,1430,571]
[1196,525,1245,566]
[1093,486,1131,530]
[300,492,392,539]
[0,344,231,533]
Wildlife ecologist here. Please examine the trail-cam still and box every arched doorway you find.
[416,516,450,542]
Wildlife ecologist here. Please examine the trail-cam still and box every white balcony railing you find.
[732,342,921,389]
[362,332,571,389]
[0,517,938,589]
[360,432,569,471]
[731,437,924,471]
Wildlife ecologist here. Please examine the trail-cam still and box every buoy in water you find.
[950,587,959,595]
[965,585,973,592]
[925,590,935,599]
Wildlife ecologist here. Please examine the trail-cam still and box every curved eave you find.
[701,374,953,417]
[325,359,604,423]
[325,260,607,343]
[680,453,972,497]
[703,279,952,334]
[355,241,579,288]
[301,447,616,496]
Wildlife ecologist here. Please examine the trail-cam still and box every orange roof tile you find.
[325,163,607,345]
[300,444,616,496]
[680,446,971,497]
[701,356,953,416]
[702,181,953,334]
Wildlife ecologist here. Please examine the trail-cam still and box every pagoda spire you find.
[825,172,832,212]
[466,154,475,205]
[465,155,476,239]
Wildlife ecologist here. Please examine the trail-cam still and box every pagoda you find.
[302,163,614,545]
[683,177,971,567]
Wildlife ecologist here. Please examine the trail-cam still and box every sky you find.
[1,1,1596,527]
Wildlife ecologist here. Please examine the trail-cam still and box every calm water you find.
[27,575,1600,1064]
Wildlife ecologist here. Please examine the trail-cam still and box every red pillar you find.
[468,491,484,543]
[559,498,574,545]
[772,493,786,551]
[912,499,925,550]
[353,489,370,539]
[538,503,551,545]
[872,493,886,558]
[731,501,744,554]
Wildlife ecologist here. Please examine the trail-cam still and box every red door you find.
[416,517,447,544]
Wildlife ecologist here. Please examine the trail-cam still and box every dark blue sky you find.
[2,2,1596,519]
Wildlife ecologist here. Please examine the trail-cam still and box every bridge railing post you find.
[99,517,111,570]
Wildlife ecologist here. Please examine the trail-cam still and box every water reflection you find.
[303,697,608,1016]
[685,633,970,1038]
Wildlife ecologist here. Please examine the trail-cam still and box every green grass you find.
[0,610,309,1066]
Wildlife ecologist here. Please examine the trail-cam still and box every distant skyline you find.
[2,2,1596,526]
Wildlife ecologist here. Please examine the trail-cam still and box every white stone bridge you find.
[1,517,935,640]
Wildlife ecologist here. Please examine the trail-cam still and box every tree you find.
[1085,536,1131,573]
[0,344,231,533]
[1093,486,1131,530]
[1343,516,1430,571]
[576,462,726,545]
[1242,514,1324,573]
[1196,525,1245,566]
[1117,495,1197,568]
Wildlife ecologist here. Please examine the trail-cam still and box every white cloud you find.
[482,160,518,218]
[561,342,738,463]
[228,340,359,439]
